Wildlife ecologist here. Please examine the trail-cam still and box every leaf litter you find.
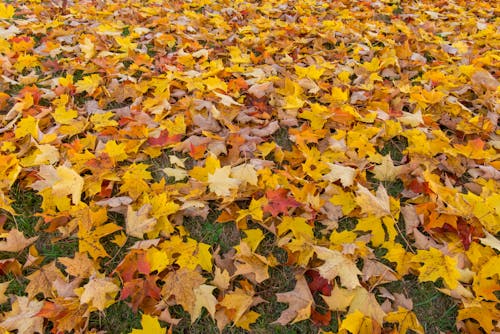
[0,0,498,333]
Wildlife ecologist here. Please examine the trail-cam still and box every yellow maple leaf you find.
[90,111,118,130]
[348,287,386,325]
[203,76,228,92]
[0,3,15,19]
[0,281,9,304]
[14,115,38,139]
[13,54,40,72]
[299,103,331,130]
[130,314,166,334]
[0,297,44,333]
[158,236,212,271]
[75,74,101,94]
[235,310,260,330]
[355,184,391,218]
[219,288,254,324]
[385,307,424,334]
[231,163,258,186]
[372,155,401,181]
[457,304,499,334]
[339,310,375,334]
[76,275,119,311]
[322,286,356,312]
[78,221,122,259]
[208,166,240,197]
[33,144,60,165]
[126,204,157,239]
[383,242,415,276]
[277,216,314,240]
[411,247,460,288]
[0,154,21,190]
[103,140,128,162]
[79,36,95,61]
[31,165,84,205]
[313,246,361,289]
[237,197,266,223]
[294,65,325,80]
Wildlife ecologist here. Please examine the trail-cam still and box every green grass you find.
[89,301,142,333]
[183,215,241,254]
[383,278,459,334]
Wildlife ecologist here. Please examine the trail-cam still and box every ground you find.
[0,0,499,333]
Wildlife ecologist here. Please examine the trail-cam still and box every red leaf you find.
[120,275,161,311]
[311,307,332,326]
[263,188,300,217]
[114,250,151,282]
[148,130,182,147]
[305,270,332,296]
[457,219,474,251]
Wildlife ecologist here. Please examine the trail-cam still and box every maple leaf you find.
[3,0,500,331]
[76,275,120,311]
[115,249,151,282]
[323,163,357,187]
[219,288,255,325]
[339,310,378,334]
[348,287,386,325]
[26,261,64,299]
[411,247,460,289]
[355,184,391,217]
[130,314,166,334]
[78,221,122,259]
[263,188,300,217]
[277,216,314,240]
[322,285,356,312]
[372,155,401,181]
[211,267,231,291]
[126,204,157,239]
[305,270,332,296]
[273,274,313,325]
[235,310,261,330]
[0,3,15,19]
[192,284,217,322]
[31,165,84,204]
[208,166,240,197]
[58,252,98,278]
[75,74,101,94]
[313,246,362,289]
[121,276,161,311]
[0,228,38,252]
[234,241,270,283]
[457,302,500,333]
[161,268,205,317]
[385,307,424,334]
[0,297,44,334]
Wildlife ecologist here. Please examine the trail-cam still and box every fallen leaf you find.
[273,274,313,325]
[130,314,166,334]
[0,229,38,252]
[76,275,120,311]
[313,246,362,289]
